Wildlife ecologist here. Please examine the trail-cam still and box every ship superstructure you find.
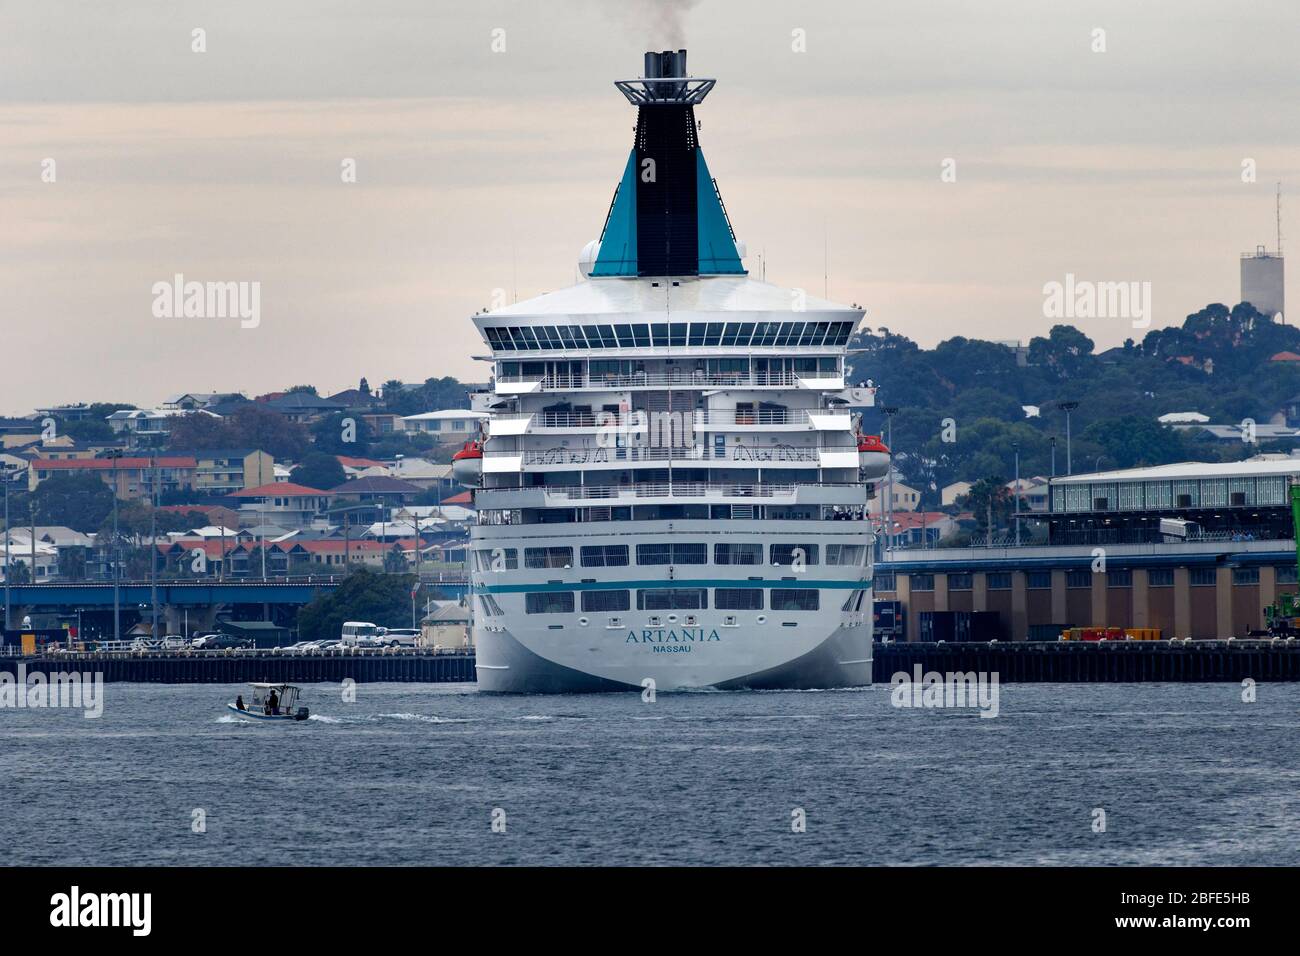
[459,51,886,692]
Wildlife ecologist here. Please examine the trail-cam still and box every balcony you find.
[488,407,852,435]
[495,371,800,392]
[482,443,834,471]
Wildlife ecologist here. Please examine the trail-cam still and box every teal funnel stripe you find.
[696,151,745,274]
[592,150,638,276]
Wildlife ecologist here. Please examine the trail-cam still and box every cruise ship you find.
[456,50,889,693]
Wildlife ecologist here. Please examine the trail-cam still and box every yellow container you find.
[20,633,36,655]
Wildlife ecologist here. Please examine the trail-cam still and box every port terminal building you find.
[877,458,1300,640]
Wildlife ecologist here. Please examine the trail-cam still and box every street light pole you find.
[1058,401,1079,476]
[110,451,121,643]
[880,406,898,555]
[150,450,159,639]
[1013,442,1021,547]
[1050,436,1057,479]
[3,473,11,631]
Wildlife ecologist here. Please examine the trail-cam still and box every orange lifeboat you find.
[857,434,890,481]
[451,440,484,488]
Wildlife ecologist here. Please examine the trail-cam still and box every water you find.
[2,682,1297,865]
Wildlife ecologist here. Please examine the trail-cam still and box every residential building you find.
[941,480,972,508]
[388,458,455,496]
[107,407,219,448]
[230,482,332,530]
[361,413,404,436]
[256,392,346,424]
[27,456,197,500]
[1007,476,1050,512]
[399,409,487,440]
[171,448,275,494]
[868,480,922,514]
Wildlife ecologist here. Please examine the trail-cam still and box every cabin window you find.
[525,547,573,569]
[826,544,866,566]
[770,543,819,566]
[580,545,628,567]
[714,589,763,610]
[581,590,630,612]
[770,589,818,611]
[636,543,706,566]
[715,543,762,565]
[525,592,574,614]
[636,589,708,610]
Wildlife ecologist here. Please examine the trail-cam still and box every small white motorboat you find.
[228,683,310,721]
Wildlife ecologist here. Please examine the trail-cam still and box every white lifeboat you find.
[451,440,484,488]
[857,434,890,481]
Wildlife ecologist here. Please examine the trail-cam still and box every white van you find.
[340,621,381,647]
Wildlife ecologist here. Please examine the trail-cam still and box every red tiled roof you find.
[158,539,250,558]
[32,456,196,470]
[876,511,952,530]
[292,539,391,554]
[441,491,472,505]
[231,482,331,498]
[337,455,385,468]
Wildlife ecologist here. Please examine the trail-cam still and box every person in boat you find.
[268,688,280,716]
[235,695,246,711]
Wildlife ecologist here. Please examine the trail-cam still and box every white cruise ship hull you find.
[474,616,872,693]
[470,520,874,693]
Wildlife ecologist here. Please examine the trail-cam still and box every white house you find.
[399,410,487,441]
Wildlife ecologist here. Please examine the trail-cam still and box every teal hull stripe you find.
[479,577,870,594]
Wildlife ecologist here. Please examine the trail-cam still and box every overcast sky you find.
[2,0,1298,413]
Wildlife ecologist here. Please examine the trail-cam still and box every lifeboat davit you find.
[857,434,890,481]
[451,440,484,488]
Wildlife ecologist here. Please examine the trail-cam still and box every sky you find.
[2,0,1298,414]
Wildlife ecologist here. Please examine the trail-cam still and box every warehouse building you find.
[878,458,1300,640]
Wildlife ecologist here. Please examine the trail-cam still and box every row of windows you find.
[1052,475,1290,513]
[484,321,856,353]
[522,588,821,614]
[905,567,1288,591]
[476,542,867,571]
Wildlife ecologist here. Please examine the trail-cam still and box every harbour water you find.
[2,682,1297,866]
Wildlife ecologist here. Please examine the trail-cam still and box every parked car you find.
[192,633,253,650]
[377,628,420,648]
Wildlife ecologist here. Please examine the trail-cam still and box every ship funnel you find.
[643,49,688,100]
[595,50,743,279]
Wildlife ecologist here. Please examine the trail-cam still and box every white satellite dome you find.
[578,239,601,277]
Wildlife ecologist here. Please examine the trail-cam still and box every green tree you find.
[957,478,1014,536]
[1081,416,1188,469]
[57,545,90,582]
[296,567,417,641]
[311,412,372,456]
[6,559,31,585]
[291,452,346,491]
[168,404,309,460]
[30,473,116,532]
